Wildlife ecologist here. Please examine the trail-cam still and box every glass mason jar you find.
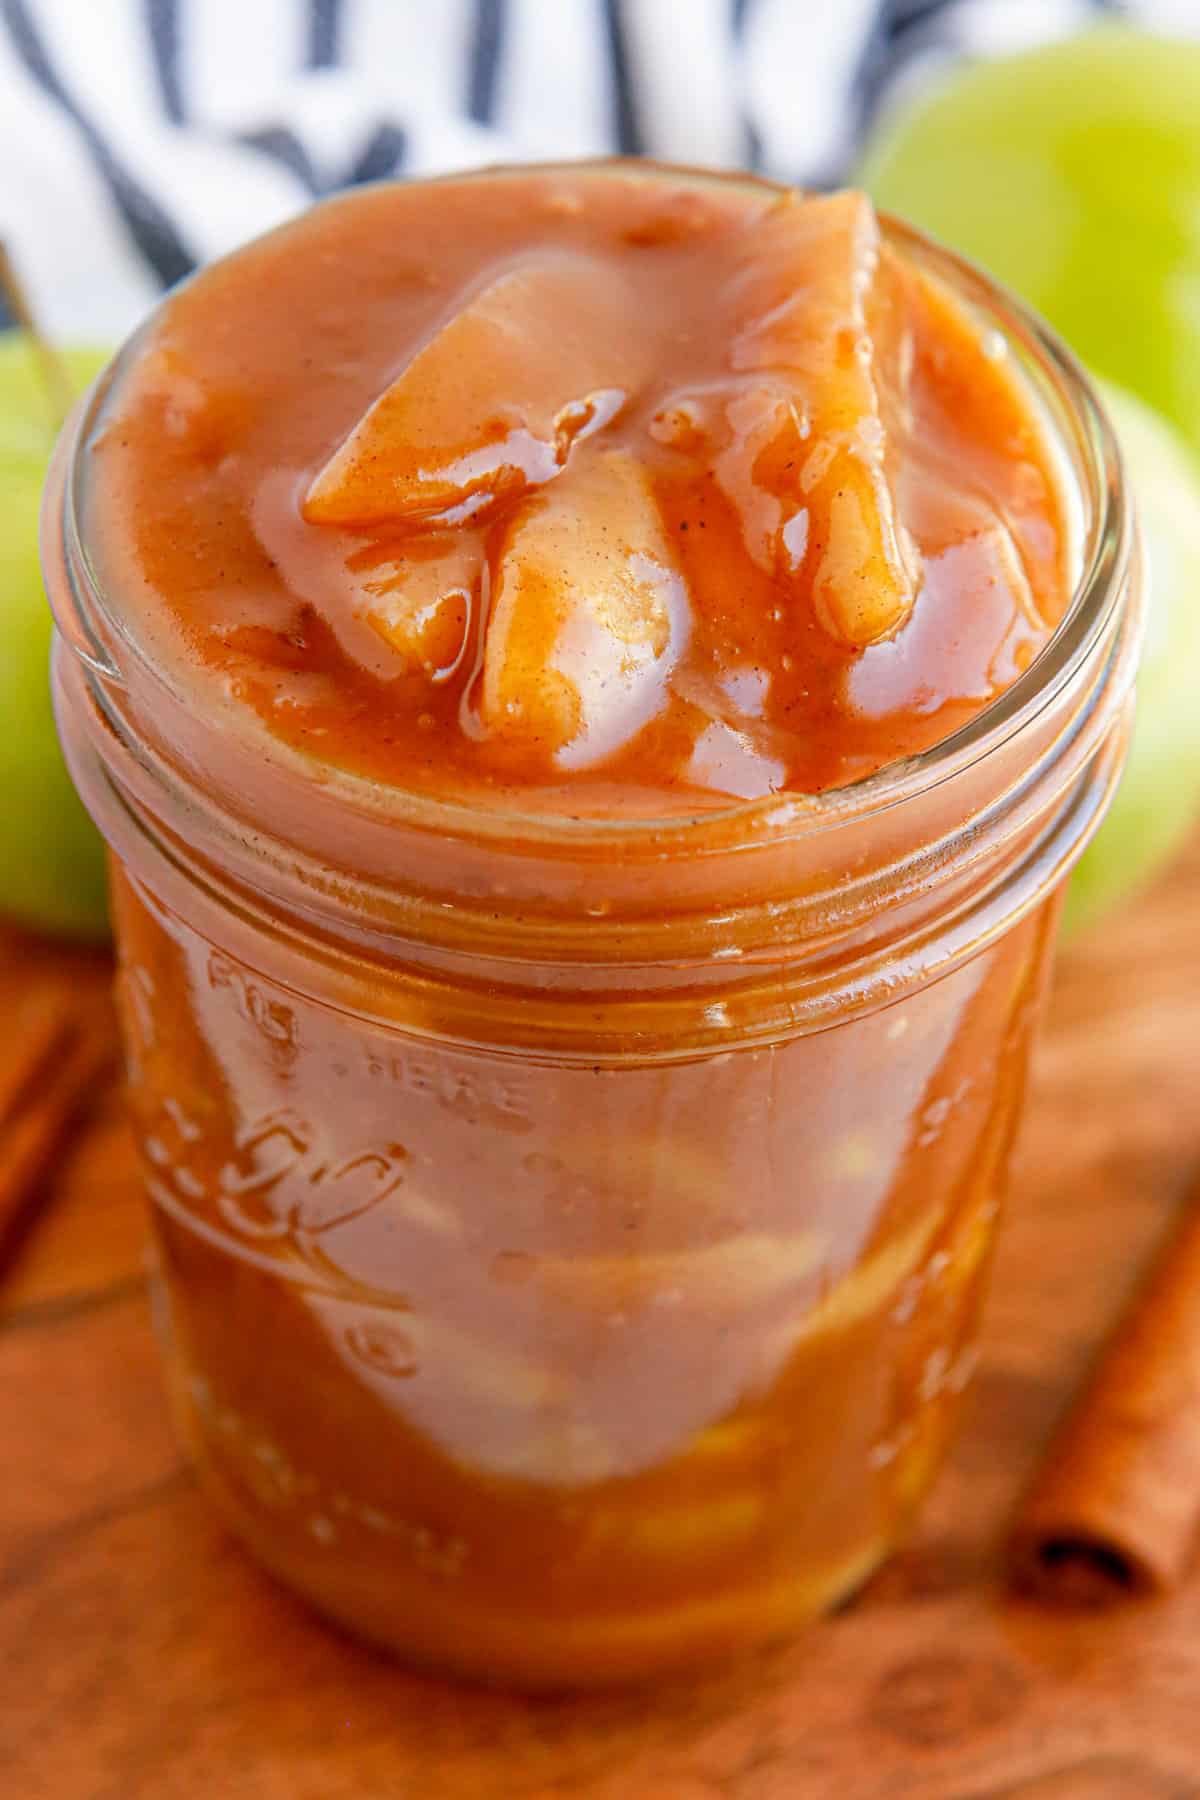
[46,188,1140,1689]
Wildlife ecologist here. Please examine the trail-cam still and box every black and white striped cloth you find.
[0,0,1194,342]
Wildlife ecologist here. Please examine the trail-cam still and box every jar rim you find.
[55,160,1130,863]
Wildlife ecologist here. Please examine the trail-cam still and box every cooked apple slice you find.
[845,507,1044,722]
[580,1488,766,1568]
[481,449,688,767]
[343,533,478,676]
[722,190,920,647]
[303,255,640,527]
[760,1204,943,1381]
[533,1229,823,1318]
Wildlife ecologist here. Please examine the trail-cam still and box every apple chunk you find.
[723,190,919,648]
[303,255,641,527]
[481,450,687,767]
[343,534,478,676]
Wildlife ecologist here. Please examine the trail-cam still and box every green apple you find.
[0,331,112,938]
[859,28,1200,451]
[1064,382,1200,935]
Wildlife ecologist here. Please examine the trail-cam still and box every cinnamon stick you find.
[0,986,116,1272]
[1009,1176,1200,1605]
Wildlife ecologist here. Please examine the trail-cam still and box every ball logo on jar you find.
[141,1096,410,1258]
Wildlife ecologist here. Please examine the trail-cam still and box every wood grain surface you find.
[4,839,1200,1800]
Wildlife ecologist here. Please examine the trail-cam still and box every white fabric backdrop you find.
[0,0,1193,340]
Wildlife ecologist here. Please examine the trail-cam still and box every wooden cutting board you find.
[4,837,1200,1800]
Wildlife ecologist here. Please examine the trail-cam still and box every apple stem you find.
[0,241,75,430]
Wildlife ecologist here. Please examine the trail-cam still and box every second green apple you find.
[0,332,111,939]
[860,26,1200,452]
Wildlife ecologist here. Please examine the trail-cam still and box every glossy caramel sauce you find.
[88,165,1070,813]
